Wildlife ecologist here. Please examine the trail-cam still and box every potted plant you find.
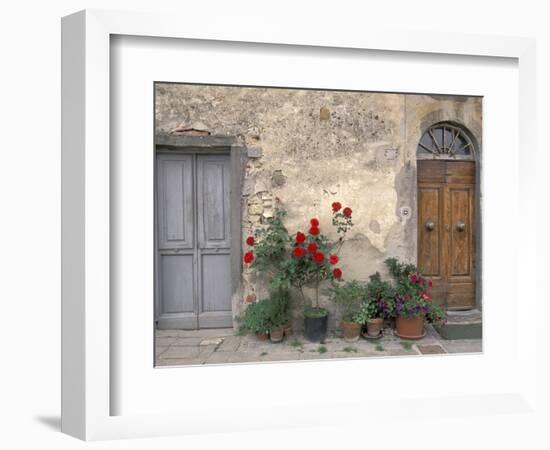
[245,200,354,343]
[241,298,272,340]
[267,284,290,343]
[330,280,365,342]
[359,272,395,337]
[384,258,445,339]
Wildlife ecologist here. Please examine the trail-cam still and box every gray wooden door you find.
[156,153,233,329]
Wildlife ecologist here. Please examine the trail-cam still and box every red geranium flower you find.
[428,280,433,288]
[313,251,324,263]
[329,254,338,265]
[243,251,254,264]
[310,218,319,227]
[309,226,320,236]
[246,236,255,246]
[343,207,352,218]
[307,242,318,254]
[333,268,342,279]
[410,274,418,283]
[295,231,306,244]
[293,247,306,258]
[332,202,342,212]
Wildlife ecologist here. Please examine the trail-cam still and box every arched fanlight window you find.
[417,123,474,160]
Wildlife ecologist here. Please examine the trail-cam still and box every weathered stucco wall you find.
[155,84,482,330]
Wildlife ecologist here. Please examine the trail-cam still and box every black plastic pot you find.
[304,313,328,343]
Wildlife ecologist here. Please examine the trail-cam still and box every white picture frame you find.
[61,9,539,441]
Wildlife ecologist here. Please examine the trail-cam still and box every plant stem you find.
[315,276,320,308]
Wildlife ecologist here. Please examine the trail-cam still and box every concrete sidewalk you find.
[155,324,482,367]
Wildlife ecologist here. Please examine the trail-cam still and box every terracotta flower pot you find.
[366,318,384,337]
[395,315,425,339]
[270,326,284,343]
[256,331,269,341]
[342,320,361,342]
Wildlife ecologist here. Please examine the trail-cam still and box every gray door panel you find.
[197,155,231,249]
[159,254,194,314]
[201,253,232,312]
[157,154,194,250]
[156,152,232,330]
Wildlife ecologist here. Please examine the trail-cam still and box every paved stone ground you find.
[155,324,482,367]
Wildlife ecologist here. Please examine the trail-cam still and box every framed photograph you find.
[61,9,538,441]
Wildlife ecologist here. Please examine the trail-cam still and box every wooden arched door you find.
[416,124,476,310]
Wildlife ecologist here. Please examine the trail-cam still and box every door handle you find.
[456,221,466,232]
[425,220,435,231]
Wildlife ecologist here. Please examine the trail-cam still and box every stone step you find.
[434,309,482,340]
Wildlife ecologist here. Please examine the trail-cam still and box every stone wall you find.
[155,84,482,330]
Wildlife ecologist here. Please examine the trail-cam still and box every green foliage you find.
[329,280,366,322]
[247,202,354,315]
[268,283,291,328]
[241,299,273,334]
[240,284,291,333]
[343,346,358,353]
[400,340,414,350]
[276,233,335,297]
[251,208,291,273]
[353,272,396,323]
[353,300,379,324]
[260,351,268,357]
[317,345,328,354]
[304,305,329,318]
[375,344,385,352]
[332,210,354,235]
[385,257,417,281]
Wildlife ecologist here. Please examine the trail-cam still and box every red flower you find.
[295,231,306,244]
[309,226,320,236]
[329,254,339,265]
[332,202,342,212]
[410,274,418,283]
[307,242,318,254]
[343,207,352,218]
[293,247,306,258]
[313,251,324,263]
[246,236,255,246]
[428,280,433,288]
[310,218,319,227]
[243,251,254,264]
[333,268,342,279]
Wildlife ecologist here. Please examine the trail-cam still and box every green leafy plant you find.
[241,299,272,334]
[240,284,291,334]
[248,207,291,274]
[317,345,328,354]
[244,201,354,319]
[353,272,395,323]
[329,280,366,323]
[400,340,414,350]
